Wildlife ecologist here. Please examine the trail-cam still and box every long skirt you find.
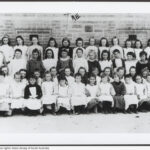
[124,95,138,110]
[113,95,125,110]
[86,97,99,109]
[0,98,11,111]
[138,95,149,107]
[11,98,25,109]
[71,96,87,107]
[42,95,57,105]
[99,95,114,107]
[24,99,42,110]
[56,97,71,111]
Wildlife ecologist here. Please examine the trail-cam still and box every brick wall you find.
[0,13,150,49]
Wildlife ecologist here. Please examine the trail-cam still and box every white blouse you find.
[42,59,57,71]
[123,48,135,59]
[99,60,112,71]
[45,47,59,61]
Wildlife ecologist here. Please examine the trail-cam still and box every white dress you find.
[99,47,110,59]
[146,81,150,98]
[125,60,137,74]
[45,47,59,61]
[14,45,28,60]
[73,57,88,73]
[110,45,123,58]
[135,83,147,100]
[0,82,10,111]
[73,47,86,60]
[124,83,138,110]
[134,48,143,61]
[123,48,135,60]
[98,83,114,106]
[10,81,25,109]
[99,60,112,71]
[144,47,150,58]
[56,85,71,111]
[71,82,87,107]
[42,59,57,71]
[85,46,98,59]
[42,81,57,105]
[96,76,101,84]
[66,76,75,87]
[85,84,99,103]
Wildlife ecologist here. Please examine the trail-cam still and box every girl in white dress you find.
[56,76,71,113]
[43,49,57,71]
[85,37,98,59]
[34,69,43,86]
[9,49,26,77]
[99,50,112,72]
[0,71,12,116]
[134,40,143,61]
[50,67,59,87]
[19,69,28,86]
[71,73,87,114]
[14,36,28,60]
[91,67,101,84]
[73,38,86,60]
[98,74,115,113]
[144,39,150,59]
[124,74,138,113]
[73,48,88,73]
[0,36,14,64]
[10,72,25,112]
[42,71,57,115]
[103,67,114,83]
[45,37,58,61]
[85,74,100,113]
[27,35,43,60]
[110,37,123,59]
[123,39,135,60]
[98,37,110,60]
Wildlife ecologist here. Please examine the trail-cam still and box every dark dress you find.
[81,74,88,85]
[58,46,73,58]
[88,60,101,75]
[136,61,150,75]
[111,81,126,110]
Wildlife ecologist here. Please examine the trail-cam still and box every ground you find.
[1,112,150,133]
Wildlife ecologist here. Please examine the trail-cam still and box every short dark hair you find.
[113,49,120,54]
[15,49,22,54]
[76,37,83,46]
[99,37,109,47]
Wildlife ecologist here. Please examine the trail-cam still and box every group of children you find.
[1,35,150,116]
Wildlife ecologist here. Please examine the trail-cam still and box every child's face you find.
[79,69,85,76]
[0,75,4,82]
[49,40,55,47]
[142,71,148,77]
[77,41,83,47]
[125,77,131,84]
[101,39,107,46]
[102,76,108,83]
[147,76,150,82]
[140,55,146,61]
[65,68,71,76]
[89,52,95,60]
[15,74,21,83]
[89,77,96,85]
[47,50,53,58]
[3,37,8,45]
[118,69,124,77]
[114,52,120,58]
[63,40,69,47]
[113,38,118,45]
[136,41,141,48]
[76,50,83,58]
[102,52,108,60]
[45,73,51,81]
[127,55,133,61]
[114,75,120,82]
[17,38,23,45]
[126,41,131,48]
[136,76,142,84]
[34,71,40,78]
[51,69,57,76]
[20,71,26,78]
[61,51,68,58]
[89,38,95,46]
[15,51,22,59]
[92,68,99,76]
[29,78,36,85]
[104,69,111,76]
[130,68,136,76]
[75,76,81,83]
[59,80,66,86]
[32,37,38,45]
[32,52,39,59]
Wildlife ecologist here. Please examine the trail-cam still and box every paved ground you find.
[1,112,150,133]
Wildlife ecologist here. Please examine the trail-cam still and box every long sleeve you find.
[36,85,42,99]
[69,59,74,74]
[121,82,126,95]
[24,86,30,99]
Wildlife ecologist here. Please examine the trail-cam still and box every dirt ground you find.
[1,112,150,133]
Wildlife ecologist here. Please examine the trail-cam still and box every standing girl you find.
[134,39,143,61]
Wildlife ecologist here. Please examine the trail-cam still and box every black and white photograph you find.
[1,1,150,145]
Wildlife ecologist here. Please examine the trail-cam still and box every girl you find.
[0,71,12,116]
[125,52,137,74]
[85,37,98,59]
[0,36,14,64]
[73,37,86,60]
[98,37,110,60]
[19,69,28,86]
[88,51,101,75]
[78,67,88,85]
[117,67,125,83]
[43,49,57,71]
[24,75,43,114]
[91,67,101,84]
[123,39,135,60]
[45,37,58,61]
[14,36,28,60]
[64,67,75,87]
[73,48,88,73]
[26,49,45,77]
[111,73,126,112]
[27,35,43,60]
[50,67,59,87]
[134,39,143,61]
[124,74,138,113]
[34,69,43,86]
[59,37,73,58]
[99,74,115,113]
[129,66,137,82]
[10,72,25,112]
[9,49,27,77]
[71,73,87,114]
[103,67,113,82]
[110,37,123,59]
[56,76,71,114]
[42,71,57,115]
[56,49,74,75]
[85,74,100,113]
[144,39,150,59]
[99,50,112,72]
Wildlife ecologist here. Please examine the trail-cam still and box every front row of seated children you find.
[1,68,150,116]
